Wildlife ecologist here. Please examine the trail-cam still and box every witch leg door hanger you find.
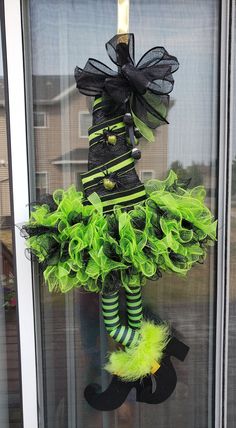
[21,34,217,411]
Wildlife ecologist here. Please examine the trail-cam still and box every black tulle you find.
[74,33,179,129]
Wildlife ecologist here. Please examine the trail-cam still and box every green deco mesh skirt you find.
[23,169,217,294]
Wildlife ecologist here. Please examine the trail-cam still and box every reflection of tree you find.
[188,163,204,187]
[232,157,236,195]
[168,161,189,180]
[169,160,203,187]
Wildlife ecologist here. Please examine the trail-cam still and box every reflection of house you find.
[52,147,89,192]
[32,75,91,194]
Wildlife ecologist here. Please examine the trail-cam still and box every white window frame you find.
[35,171,49,193]
[3,1,38,427]
[140,170,155,181]
[33,111,48,128]
[78,110,92,138]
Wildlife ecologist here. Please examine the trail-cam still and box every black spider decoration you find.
[95,125,126,148]
[99,167,127,191]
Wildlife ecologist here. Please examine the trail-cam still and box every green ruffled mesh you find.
[24,170,217,293]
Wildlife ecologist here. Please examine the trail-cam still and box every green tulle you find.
[24,171,217,293]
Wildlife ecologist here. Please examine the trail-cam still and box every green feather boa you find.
[104,320,170,381]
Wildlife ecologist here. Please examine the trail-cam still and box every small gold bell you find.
[107,135,117,145]
[103,178,116,190]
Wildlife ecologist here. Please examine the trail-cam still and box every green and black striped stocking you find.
[125,286,143,330]
[102,287,143,349]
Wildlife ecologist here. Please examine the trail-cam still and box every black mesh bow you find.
[74,34,179,129]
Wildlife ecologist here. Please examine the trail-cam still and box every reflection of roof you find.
[52,148,88,164]
[0,76,176,108]
[32,75,76,105]
[0,76,77,106]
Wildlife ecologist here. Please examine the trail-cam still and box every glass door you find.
[23,0,220,427]
[228,0,236,425]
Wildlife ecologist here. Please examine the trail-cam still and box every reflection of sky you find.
[129,0,219,166]
[29,0,117,72]
[4,0,221,165]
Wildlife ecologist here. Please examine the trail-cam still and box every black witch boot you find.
[84,323,189,410]
[165,335,189,361]
[84,374,151,411]
[137,336,189,404]
[137,356,177,404]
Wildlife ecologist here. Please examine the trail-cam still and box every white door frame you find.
[2,0,38,427]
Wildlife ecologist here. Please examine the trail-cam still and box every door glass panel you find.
[228,2,236,425]
[26,1,219,427]
[0,22,23,428]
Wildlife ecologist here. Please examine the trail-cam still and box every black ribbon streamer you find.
[74,34,179,129]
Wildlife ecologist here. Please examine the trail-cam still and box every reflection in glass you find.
[228,3,236,426]
[27,0,219,426]
[0,26,23,428]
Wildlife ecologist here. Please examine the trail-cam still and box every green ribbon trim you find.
[89,121,125,143]
[81,152,133,184]
[88,115,124,135]
[132,110,155,143]
[101,189,146,208]
[93,97,102,107]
